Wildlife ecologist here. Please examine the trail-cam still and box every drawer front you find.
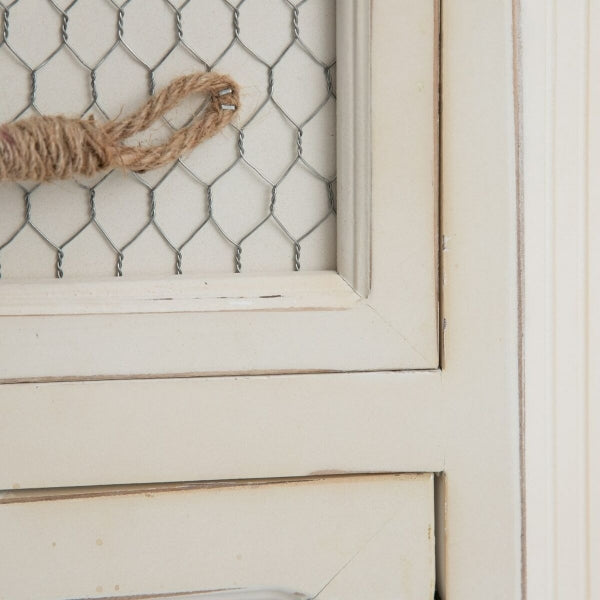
[0,474,434,600]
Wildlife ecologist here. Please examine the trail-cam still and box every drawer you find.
[0,474,435,600]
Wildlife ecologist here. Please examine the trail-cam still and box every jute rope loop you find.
[0,72,239,183]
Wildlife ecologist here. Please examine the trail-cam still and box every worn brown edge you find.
[0,472,429,505]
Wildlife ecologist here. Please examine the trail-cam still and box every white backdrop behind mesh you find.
[0,0,336,279]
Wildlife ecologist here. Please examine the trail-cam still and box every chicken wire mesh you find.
[0,0,336,279]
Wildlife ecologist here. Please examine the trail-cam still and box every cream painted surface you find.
[0,271,358,315]
[0,0,439,379]
[0,1,523,599]
[0,474,435,600]
[521,0,599,598]
[435,1,520,596]
[0,372,444,489]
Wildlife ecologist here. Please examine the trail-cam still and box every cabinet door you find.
[0,1,521,599]
[0,0,437,380]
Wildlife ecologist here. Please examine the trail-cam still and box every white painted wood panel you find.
[0,0,440,379]
[0,372,444,490]
[0,474,435,600]
[436,1,520,597]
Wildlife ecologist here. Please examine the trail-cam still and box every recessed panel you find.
[0,0,336,277]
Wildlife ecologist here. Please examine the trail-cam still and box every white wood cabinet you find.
[0,2,522,599]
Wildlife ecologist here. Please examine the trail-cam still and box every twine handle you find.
[0,72,239,183]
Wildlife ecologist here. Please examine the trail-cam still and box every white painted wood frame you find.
[0,0,439,381]
[0,474,435,600]
[0,1,522,598]
[520,0,600,598]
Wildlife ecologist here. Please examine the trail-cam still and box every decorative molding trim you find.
[0,271,358,316]
[521,0,598,597]
[336,0,371,297]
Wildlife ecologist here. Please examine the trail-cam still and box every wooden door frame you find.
[520,0,599,598]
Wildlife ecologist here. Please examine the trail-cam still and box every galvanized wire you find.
[0,0,336,278]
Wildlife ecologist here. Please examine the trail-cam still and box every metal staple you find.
[0,0,336,278]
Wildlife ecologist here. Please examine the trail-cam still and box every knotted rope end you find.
[0,72,241,183]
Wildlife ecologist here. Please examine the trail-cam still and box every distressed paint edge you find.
[0,271,359,316]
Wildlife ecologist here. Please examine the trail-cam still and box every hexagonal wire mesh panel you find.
[0,0,336,279]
